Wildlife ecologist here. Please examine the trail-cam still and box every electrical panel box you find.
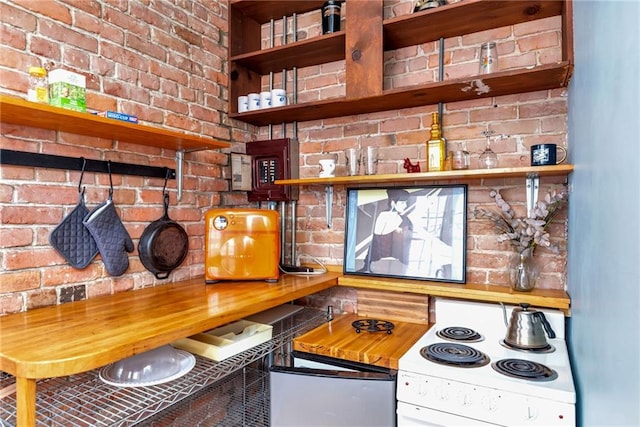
[246,138,298,202]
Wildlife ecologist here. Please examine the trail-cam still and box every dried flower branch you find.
[474,188,567,254]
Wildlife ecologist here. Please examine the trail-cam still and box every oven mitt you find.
[83,198,134,276]
[49,192,99,269]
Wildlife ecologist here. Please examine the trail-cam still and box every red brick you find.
[0,227,34,248]
[26,288,57,310]
[0,294,24,315]
[0,269,40,292]
[0,2,37,31]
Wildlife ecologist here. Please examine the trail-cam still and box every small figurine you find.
[403,158,421,173]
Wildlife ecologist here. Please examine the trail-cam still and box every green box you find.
[48,69,86,112]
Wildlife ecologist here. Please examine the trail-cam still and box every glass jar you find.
[28,66,49,104]
[509,249,539,292]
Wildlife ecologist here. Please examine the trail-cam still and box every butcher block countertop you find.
[293,313,431,370]
[0,273,339,426]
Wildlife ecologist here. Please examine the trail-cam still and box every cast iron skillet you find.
[139,193,189,279]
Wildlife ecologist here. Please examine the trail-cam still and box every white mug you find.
[271,89,287,107]
[319,159,336,178]
[247,93,260,111]
[237,95,249,113]
[259,91,272,109]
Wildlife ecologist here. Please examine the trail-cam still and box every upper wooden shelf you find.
[384,0,564,51]
[0,95,230,152]
[339,275,571,315]
[275,164,574,186]
[229,0,325,24]
[230,63,571,126]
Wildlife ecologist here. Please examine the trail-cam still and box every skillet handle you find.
[154,271,170,280]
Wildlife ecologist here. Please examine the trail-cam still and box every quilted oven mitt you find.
[49,192,99,269]
[83,198,134,276]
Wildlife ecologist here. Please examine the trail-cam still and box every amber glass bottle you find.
[427,112,446,172]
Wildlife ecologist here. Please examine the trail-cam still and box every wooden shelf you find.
[228,0,572,124]
[231,31,345,75]
[230,63,571,126]
[0,95,230,152]
[229,0,325,25]
[339,276,571,315]
[275,164,574,186]
[383,0,564,51]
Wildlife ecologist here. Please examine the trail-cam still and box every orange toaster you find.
[204,208,280,283]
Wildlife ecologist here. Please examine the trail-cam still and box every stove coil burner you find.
[352,319,395,334]
[436,326,483,343]
[500,340,555,353]
[492,358,558,381]
[420,343,490,368]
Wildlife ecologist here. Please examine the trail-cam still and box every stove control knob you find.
[481,392,498,412]
[525,405,539,420]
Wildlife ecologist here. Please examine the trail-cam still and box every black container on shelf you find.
[322,1,341,34]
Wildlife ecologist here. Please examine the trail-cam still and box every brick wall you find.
[0,0,257,314]
[0,0,569,316]
[262,0,569,314]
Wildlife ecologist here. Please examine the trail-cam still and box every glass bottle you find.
[427,112,446,172]
[27,67,49,104]
[322,1,341,34]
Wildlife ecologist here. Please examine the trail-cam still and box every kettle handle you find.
[535,312,557,339]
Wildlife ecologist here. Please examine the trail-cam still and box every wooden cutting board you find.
[293,313,431,370]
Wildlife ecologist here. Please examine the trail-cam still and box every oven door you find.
[397,401,501,426]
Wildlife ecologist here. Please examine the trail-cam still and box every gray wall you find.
[567,1,640,425]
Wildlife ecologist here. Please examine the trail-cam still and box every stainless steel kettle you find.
[502,303,556,349]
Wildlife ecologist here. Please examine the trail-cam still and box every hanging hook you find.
[162,167,170,196]
[78,157,87,194]
[107,160,114,199]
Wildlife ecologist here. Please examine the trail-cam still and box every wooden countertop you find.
[293,313,431,370]
[0,273,339,380]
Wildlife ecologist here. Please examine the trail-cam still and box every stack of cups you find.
[238,89,288,112]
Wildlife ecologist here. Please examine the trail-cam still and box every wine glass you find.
[479,129,499,169]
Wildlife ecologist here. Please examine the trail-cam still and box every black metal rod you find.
[0,149,176,179]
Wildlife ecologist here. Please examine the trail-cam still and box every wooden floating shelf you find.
[229,63,572,126]
[0,95,230,152]
[338,275,571,315]
[275,164,574,186]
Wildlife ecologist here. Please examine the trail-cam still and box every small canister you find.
[452,150,470,170]
[27,67,49,104]
[322,1,341,34]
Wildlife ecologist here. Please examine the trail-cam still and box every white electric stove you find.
[397,298,576,426]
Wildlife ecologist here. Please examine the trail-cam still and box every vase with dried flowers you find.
[475,188,567,291]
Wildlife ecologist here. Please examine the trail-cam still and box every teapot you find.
[502,303,556,349]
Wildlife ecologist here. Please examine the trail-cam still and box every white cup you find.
[271,89,287,107]
[259,91,272,109]
[237,95,249,113]
[247,93,260,111]
[319,159,336,178]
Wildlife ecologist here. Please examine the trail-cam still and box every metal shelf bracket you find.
[176,150,184,201]
[526,173,540,214]
[325,185,333,228]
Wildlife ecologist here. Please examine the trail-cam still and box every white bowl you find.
[99,345,195,387]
